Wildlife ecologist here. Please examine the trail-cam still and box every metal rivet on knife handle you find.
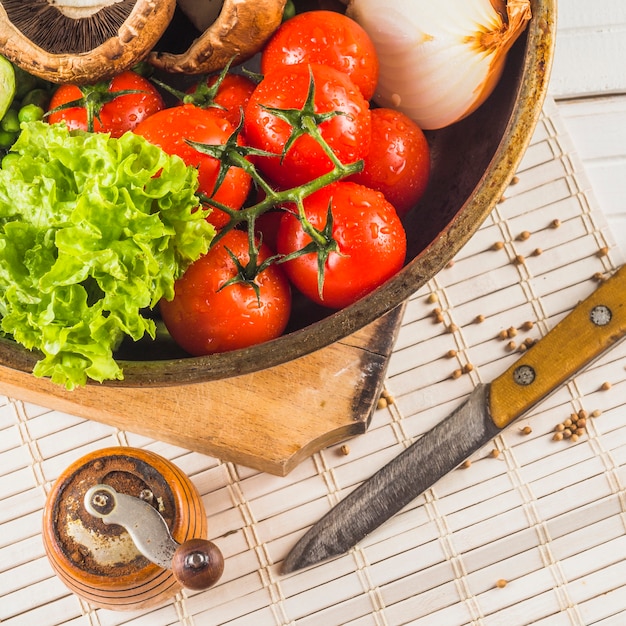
[590,304,612,326]
[513,365,536,386]
[489,266,626,430]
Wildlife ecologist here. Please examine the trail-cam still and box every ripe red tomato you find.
[160,230,292,355]
[349,108,431,217]
[133,104,251,229]
[189,73,257,129]
[244,63,371,189]
[47,70,165,138]
[261,10,379,100]
[276,181,406,309]
[254,209,284,252]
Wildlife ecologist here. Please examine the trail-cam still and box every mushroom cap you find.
[148,0,287,74]
[0,0,176,85]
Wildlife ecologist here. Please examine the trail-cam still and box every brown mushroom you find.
[148,0,287,74]
[0,0,176,85]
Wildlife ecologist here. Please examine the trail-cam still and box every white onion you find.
[345,0,532,130]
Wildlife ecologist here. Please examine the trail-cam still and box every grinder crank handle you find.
[84,484,224,590]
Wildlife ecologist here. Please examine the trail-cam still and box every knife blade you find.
[282,264,626,574]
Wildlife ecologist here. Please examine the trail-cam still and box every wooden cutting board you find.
[0,305,404,475]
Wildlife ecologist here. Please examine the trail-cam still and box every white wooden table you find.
[551,0,626,252]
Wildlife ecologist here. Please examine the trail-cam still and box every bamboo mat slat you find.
[2,97,626,625]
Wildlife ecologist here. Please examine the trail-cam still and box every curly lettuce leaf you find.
[0,121,214,389]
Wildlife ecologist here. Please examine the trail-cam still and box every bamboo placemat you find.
[2,97,626,625]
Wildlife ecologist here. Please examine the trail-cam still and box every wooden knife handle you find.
[489,265,626,429]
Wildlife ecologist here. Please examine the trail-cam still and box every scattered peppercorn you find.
[447,323,458,333]
[601,381,612,391]
[446,349,458,358]
[490,448,500,459]
[553,408,592,443]
[452,369,463,380]
[492,241,505,251]
[507,341,517,351]
[514,254,525,265]
[382,390,395,406]
[521,426,532,435]
[591,409,602,418]
[550,218,561,229]
[517,230,531,241]
[463,363,474,374]
[496,579,508,588]
[597,246,609,257]
[475,314,485,323]
[377,396,388,410]
[511,175,520,185]
[532,248,543,256]
[521,321,534,331]
[460,460,472,469]
[427,293,439,304]
[339,444,350,456]
[498,330,509,340]
[507,327,517,338]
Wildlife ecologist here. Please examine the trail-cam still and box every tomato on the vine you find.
[188,72,257,129]
[349,108,431,217]
[133,104,251,229]
[160,230,292,355]
[244,63,371,189]
[47,70,165,138]
[261,10,379,101]
[276,181,406,309]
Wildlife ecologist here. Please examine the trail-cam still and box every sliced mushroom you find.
[0,0,176,84]
[148,0,287,74]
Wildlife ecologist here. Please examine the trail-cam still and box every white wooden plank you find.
[551,0,626,97]
[556,95,626,252]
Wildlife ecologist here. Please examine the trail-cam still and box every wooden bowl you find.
[0,0,556,387]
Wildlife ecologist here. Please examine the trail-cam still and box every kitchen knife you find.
[282,264,626,574]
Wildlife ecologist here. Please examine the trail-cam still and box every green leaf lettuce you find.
[0,121,214,389]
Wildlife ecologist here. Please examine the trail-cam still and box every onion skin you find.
[345,0,532,130]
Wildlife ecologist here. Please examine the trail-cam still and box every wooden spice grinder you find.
[42,446,223,611]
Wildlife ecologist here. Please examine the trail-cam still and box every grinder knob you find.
[172,537,225,590]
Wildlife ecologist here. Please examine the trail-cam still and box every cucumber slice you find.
[0,56,16,120]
